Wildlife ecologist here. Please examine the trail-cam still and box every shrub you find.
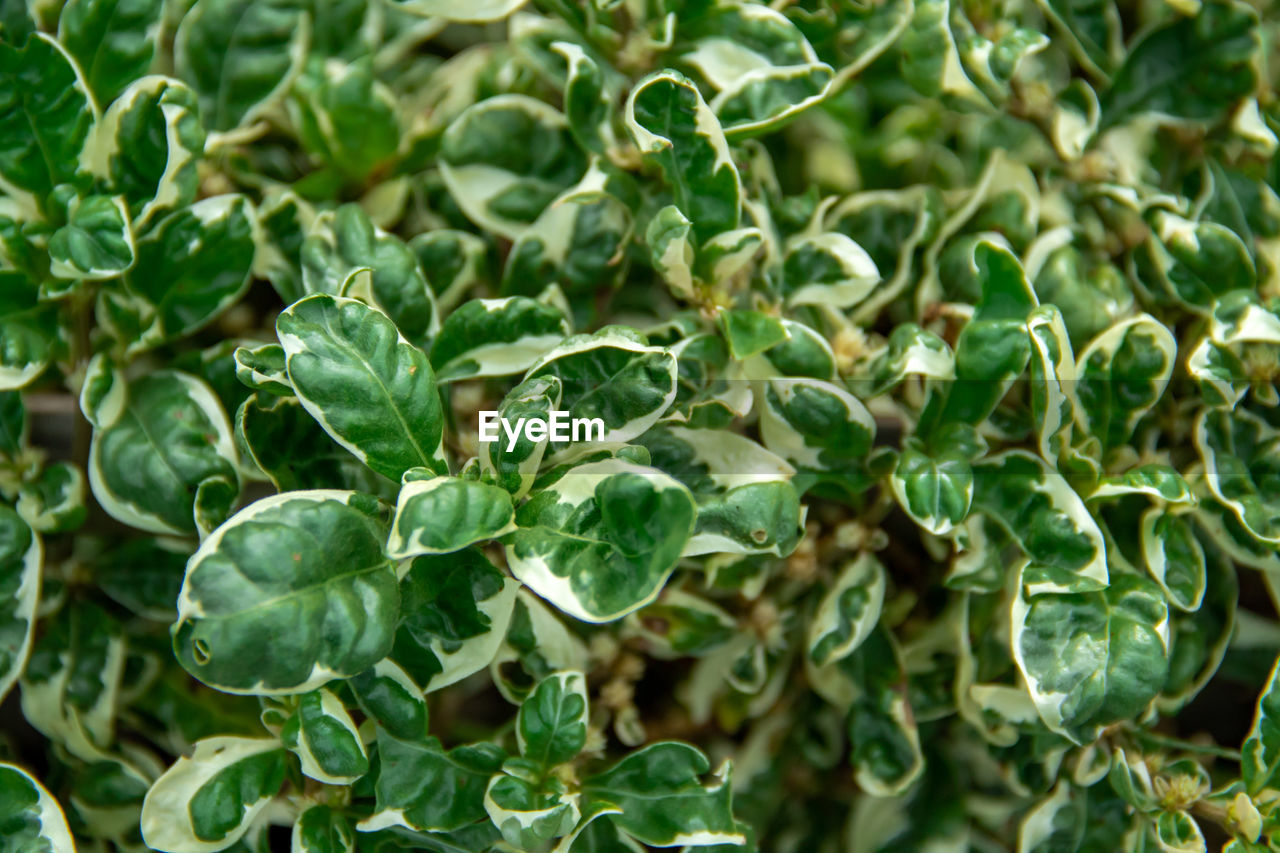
[2,0,1280,850]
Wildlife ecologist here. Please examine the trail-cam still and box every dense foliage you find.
[2,0,1280,850]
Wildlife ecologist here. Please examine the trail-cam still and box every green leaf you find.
[1074,313,1176,452]
[807,553,886,668]
[1140,509,1207,612]
[1013,569,1170,743]
[392,548,518,692]
[440,95,588,240]
[0,390,26,457]
[1154,810,1205,853]
[300,204,439,346]
[1017,782,1085,853]
[758,377,875,470]
[526,329,678,450]
[293,804,355,853]
[124,194,258,347]
[972,451,1108,594]
[647,205,696,302]
[0,507,38,706]
[48,194,135,280]
[1195,408,1280,547]
[175,0,311,131]
[141,736,287,853]
[0,762,75,853]
[16,461,87,533]
[384,0,527,23]
[0,33,95,206]
[429,297,569,382]
[281,688,369,784]
[387,475,516,558]
[507,458,697,622]
[484,773,579,849]
[1141,211,1256,309]
[781,232,879,309]
[349,658,428,742]
[362,730,506,833]
[57,0,164,105]
[720,310,789,361]
[290,58,400,184]
[87,369,239,535]
[480,375,563,500]
[20,601,126,762]
[625,70,741,241]
[518,670,588,772]
[277,294,446,482]
[555,41,611,155]
[581,742,745,847]
[237,392,392,496]
[891,444,973,536]
[1243,653,1280,795]
[1091,464,1196,506]
[837,625,925,797]
[173,490,399,693]
[1098,0,1259,129]
[84,75,205,225]
[407,229,488,313]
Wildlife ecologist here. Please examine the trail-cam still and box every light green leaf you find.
[87,370,239,536]
[518,670,588,772]
[173,490,399,693]
[429,297,568,382]
[625,70,741,241]
[175,0,310,131]
[554,41,611,155]
[277,294,446,482]
[281,688,369,784]
[849,323,954,398]
[582,743,744,848]
[361,730,506,833]
[1027,304,1080,466]
[1154,810,1205,853]
[233,343,291,396]
[387,476,515,558]
[898,0,986,104]
[58,0,163,105]
[49,194,134,280]
[0,33,95,207]
[648,205,696,301]
[141,736,286,853]
[1033,0,1120,78]
[507,458,696,622]
[0,762,75,853]
[720,311,788,361]
[1013,568,1169,743]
